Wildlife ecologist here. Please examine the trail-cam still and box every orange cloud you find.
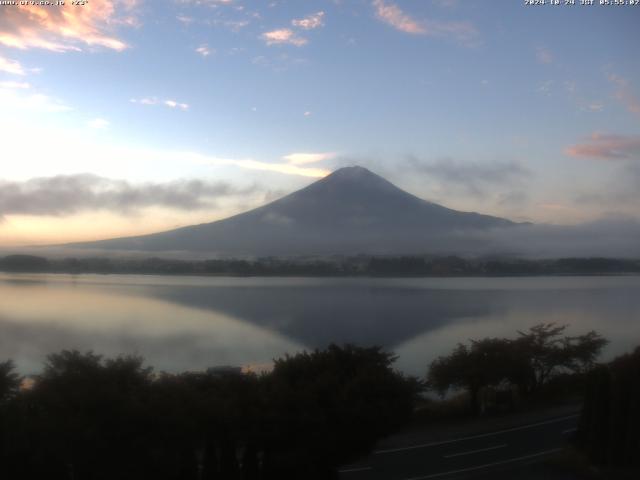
[292,11,325,30]
[261,28,307,47]
[608,73,640,116]
[0,0,139,52]
[564,133,640,160]
[372,0,478,45]
[373,0,424,34]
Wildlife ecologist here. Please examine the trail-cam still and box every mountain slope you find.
[68,166,517,256]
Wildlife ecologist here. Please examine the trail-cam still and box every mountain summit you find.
[68,166,517,256]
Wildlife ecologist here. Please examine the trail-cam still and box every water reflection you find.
[0,276,303,374]
[1,273,639,376]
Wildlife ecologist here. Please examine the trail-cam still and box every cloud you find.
[0,55,26,75]
[408,157,531,197]
[164,99,189,110]
[282,152,336,165]
[0,115,330,181]
[141,150,331,178]
[583,103,604,112]
[574,162,640,213]
[535,46,553,64]
[564,133,640,160]
[292,11,325,30]
[0,81,30,89]
[219,159,330,178]
[432,0,458,7]
[177,0,234,5]
[0,85,71,112]
[261,29,307,47]
[195,44,213,56]
[0,174,260,217]
[497,191,529,208]
[187,153,331,178]
[608,73,640,116]
[88,118,110,129]
[130,97,158,105]
[537,80,553,96]
[177,15,195,25]
[130,97,189,110]
[479,218,640,258]
[0,1,139,52]
[222,20,250,31]
[250,53,308,72]
[373,0,425,34]
[372,0,478,45]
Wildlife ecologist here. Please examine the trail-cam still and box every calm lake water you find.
[1,273,639,376]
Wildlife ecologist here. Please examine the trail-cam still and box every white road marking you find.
[375,414,578,454]
[562,428,577,434]
[404,448,563,480]
[443,444,507,459]
[339,466,372,474]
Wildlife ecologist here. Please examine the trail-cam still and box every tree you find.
[0,360,21,403]
[579,346,640,468]
[264,344,423,478]
[21,350,154,480]
[427,324,608,413]
[0,346,422,480]
[514,323,608,394]
[428,338,520,414]
[0,359,23,479]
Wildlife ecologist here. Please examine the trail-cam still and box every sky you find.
[0,0,639,247]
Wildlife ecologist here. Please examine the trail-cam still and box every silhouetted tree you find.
[428,338,521,414]
[0,359,23,479]
[0,345,421,480]
[579,346,640,468]
[427,324,608,413]
[0,360,21,403]
[262,344,422,479]
[514,323,607,394]
[14,351,154,480]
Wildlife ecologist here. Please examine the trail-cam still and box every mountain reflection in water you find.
[1,273,639,376]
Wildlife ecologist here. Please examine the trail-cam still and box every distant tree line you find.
[1,254,639,277]
[0,345,421,480]
[426,323,608,415]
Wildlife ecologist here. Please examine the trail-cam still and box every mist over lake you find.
[2,273,639,376]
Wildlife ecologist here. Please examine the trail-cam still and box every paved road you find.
[339,414,579,480]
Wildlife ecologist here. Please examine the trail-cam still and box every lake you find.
[1,273,639,376]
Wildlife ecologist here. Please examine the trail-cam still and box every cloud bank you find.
[407,157,531,196]
[482,218,640,259]
[0,174,260,218]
